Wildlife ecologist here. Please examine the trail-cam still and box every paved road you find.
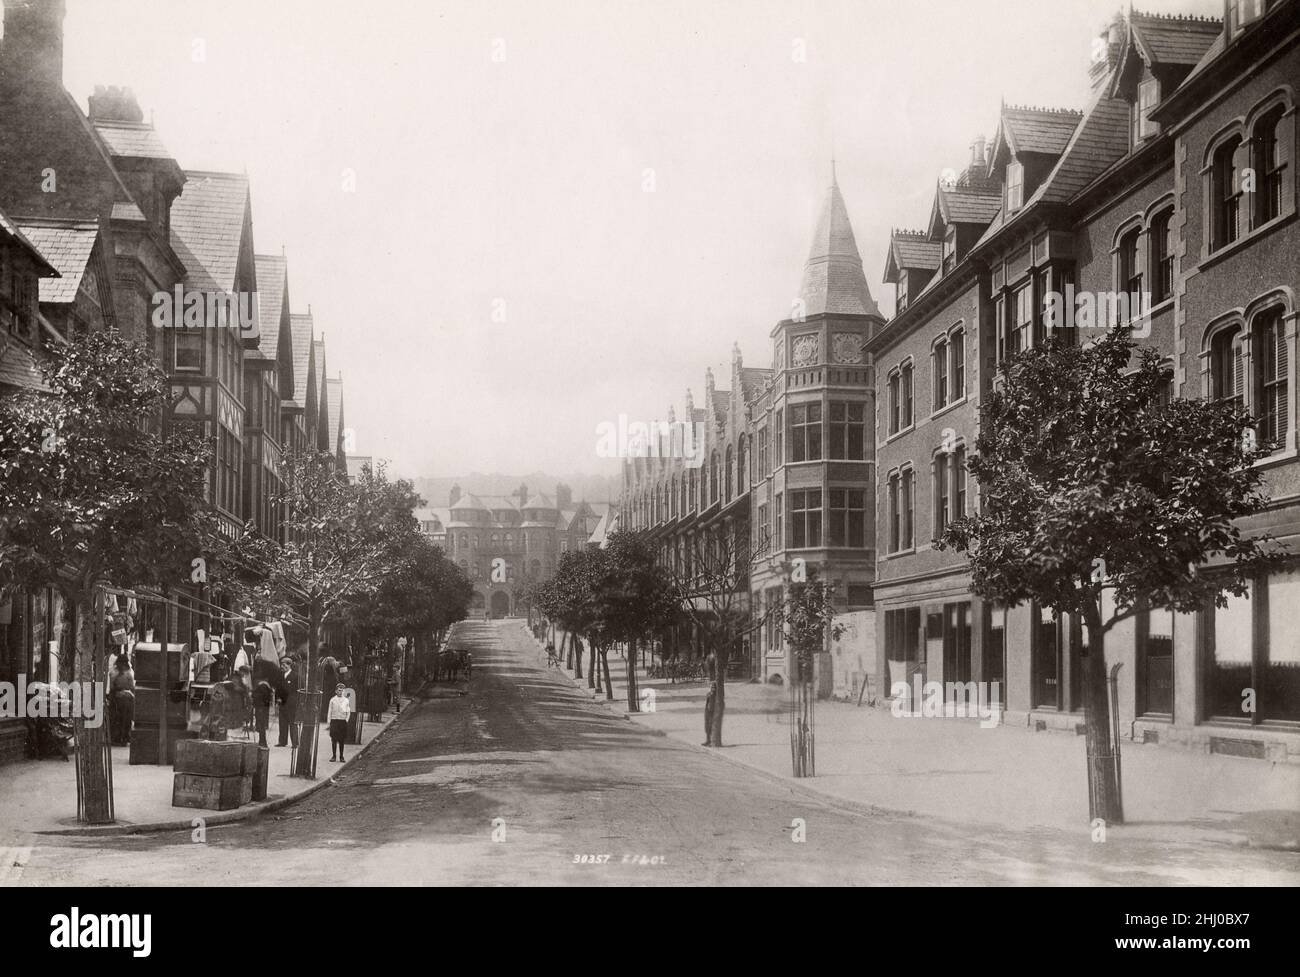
[8,620,1295,885]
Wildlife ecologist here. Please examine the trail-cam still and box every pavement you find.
[2,619,1295,886]
[0,696,408,838]
[541,626,1300,851]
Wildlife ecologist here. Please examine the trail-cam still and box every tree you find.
[938,328,1282,823]
[664,517,769,747]
[590,530,677,712]
[0,331,214,822]
[227,453,421,776]
[779,576,844,777]
[341,534,472,677]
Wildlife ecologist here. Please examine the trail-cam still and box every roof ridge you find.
[892,228,930,239]
[1004,104,1083,116]
[1130,10,1223,24]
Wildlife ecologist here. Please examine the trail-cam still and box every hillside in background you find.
[410,473,619,509]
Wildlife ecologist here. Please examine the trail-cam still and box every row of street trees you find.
[536,328,1281,814]
[532,527,841,772]
[0,331,472,815]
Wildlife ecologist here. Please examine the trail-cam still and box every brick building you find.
[417,483,606,618]
[867,1,1300,761]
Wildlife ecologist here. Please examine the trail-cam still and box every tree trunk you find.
[572,634,582,679]
[74,587,112,823]
[295,597,323,778]
[626,638,640,712]
[1082,601,1122,824]
[587,638,597,689]
[600,645,613,701]
[709,646,726,747]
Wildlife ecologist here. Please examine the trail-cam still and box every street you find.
[8,620,1296,886]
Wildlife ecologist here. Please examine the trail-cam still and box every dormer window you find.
[1229,0,1272,36]
[1006,161,1024,212]
[942,226,956,274]
[897,271,909,312]
[1133,79,1160,147]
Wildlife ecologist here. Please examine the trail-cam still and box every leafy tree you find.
[227,453,421,776]
[938,328,1282,823]
[779,576,844,777]
[590,530,677,711]
[342,534,472,676]
[0,331,214,822]
[664,518,768,747]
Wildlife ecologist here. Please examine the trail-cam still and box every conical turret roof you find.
[797,168,880,318]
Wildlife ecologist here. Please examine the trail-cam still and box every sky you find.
[60,0,1225,481]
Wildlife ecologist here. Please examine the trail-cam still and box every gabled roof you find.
[326,376,344,453]
[288,312,315,410]
[991,106,1083,163]
[92,119,176,162]
[0,208,59,278]
[884,229,942,282]
[739,366,772,402]
[170,171,251,293]
[797,171,881,318]
[521,493,557,510]
[1128,11,1223,67]
[254,254,288,360]
[0,340,48,392]
[16,219,99,303]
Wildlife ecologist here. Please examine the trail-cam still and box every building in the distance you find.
[417,483,607,618]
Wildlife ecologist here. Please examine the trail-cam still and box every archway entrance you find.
[490,591,511,619]
[470,592,486,614]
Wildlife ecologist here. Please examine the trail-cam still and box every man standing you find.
[276,655,299,748]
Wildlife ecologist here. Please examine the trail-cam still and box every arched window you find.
[932,336,949,412]
[1211,136,1242,251]
[709,451,719,504]
[1117,225,1143,321]
[725,445,734,501]
[950,327,965,401]
[1209,324,1245,407]
[1149,209,1174,304]
[1254,306,1288,451]
[505,532,513,546]
[737,436,747,493]
[680,474,688,514]
[1252,103,1287,227]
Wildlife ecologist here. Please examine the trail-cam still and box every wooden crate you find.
[172,773,253,811]
[174,739,246,777]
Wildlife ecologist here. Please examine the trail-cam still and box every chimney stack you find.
[2,0,67,87]
[970,134,987,170]
[449,483,462,506]
[88,84,144,123]
[1088,13,1126,92]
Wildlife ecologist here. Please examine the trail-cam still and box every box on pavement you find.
[174,739,247,777]
[171,772,254,811]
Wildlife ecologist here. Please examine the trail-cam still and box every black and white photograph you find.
[0,0,1296,919]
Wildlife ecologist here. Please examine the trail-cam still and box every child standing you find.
[327,683,351,762]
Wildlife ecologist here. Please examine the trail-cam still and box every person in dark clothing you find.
[252,680,273,748]
[276,656,299,747]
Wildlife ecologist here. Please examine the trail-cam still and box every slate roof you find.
[798,175,881,318]
[326,377,344,452]
[1034,93,1133,204]
[739,367,772,402]
[1129,11,1222,66]
[0,339,48,391]
[170,171,250,293]
[110,201,146,223]
[886,230,942,281]
[288,313,314,410]
[254,254,288,360]
[16,220,99,303]
[937,185,1003,225]
[92,120,175,160]
[997,106,1083,158]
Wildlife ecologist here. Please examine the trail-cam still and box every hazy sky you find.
[61,0,1223,480]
